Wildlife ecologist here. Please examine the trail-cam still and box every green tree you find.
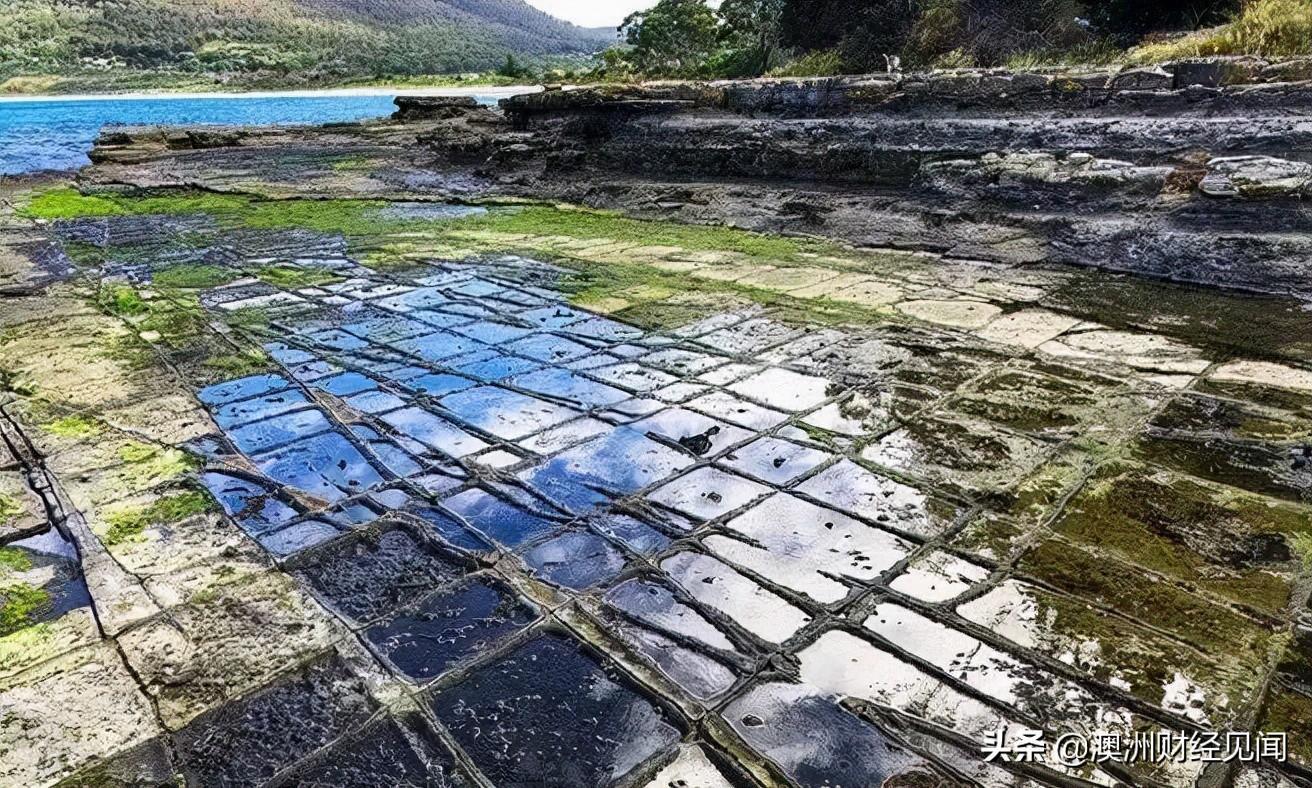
[497,53,531,78]
[595,46,637,80]
[620,0,719,74]
[719,0,786,74]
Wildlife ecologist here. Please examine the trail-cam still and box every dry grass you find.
[768,49,846,78]
[1130,0,1312,62]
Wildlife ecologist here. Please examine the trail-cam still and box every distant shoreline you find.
[0,85,541,103]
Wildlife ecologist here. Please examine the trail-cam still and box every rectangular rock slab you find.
[428,632,681,786]
[0,469,47,542]
[661,551,810,645]
[714,492,915,604]
[974,308,1081,349]
[1209,359,1312,394]
[642,745,737,788]
[721,680,947,787]
[118,569,339,729]
[66,519,162,636]
[0,643,165,788]
[796,460,961,539]
[173,655,375,786]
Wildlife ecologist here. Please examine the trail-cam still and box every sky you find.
[525,0,653,28]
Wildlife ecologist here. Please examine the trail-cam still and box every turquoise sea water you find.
[0,91,505,176]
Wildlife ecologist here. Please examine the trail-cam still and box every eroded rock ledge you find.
[90,62,1312,297]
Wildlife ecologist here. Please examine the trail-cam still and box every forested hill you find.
[294,0,610,55]
[0,0,613,87]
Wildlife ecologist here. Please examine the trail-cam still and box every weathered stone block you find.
[0,644,163,787]
[1108,66,1173,90]
[1201,155,1312,198]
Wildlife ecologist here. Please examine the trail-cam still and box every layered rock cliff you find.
[478,63,1312,296]
[86,60,1312,297]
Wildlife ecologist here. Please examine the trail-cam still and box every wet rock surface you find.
[172,656,375,786]
[429,633,682,786]
[2,75,1312,787]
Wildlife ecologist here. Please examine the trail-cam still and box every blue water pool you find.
[0,90,511,175]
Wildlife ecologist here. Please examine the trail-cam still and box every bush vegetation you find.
[1129,0,1312,62]
[601,0,1311,81]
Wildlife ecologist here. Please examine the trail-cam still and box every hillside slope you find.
[295,0,610,53]
[0,0,612,87]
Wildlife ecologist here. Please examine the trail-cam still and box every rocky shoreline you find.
[1,64,1309,788]
[84,61,1312,298]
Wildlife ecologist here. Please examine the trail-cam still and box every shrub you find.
[703,47,765,77]
[768,49,845,77]
[1004,39,1124,69]
[931,48,977,68]
[1090,0,1240,46]
[780,0,1096,71]
[902,0,967,66]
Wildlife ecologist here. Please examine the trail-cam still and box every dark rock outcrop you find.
[392,95,482,120]
[480,66,1312,296]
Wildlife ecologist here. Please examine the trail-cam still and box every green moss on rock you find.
[0,582,51,636]
[202,349,273,378]
[43,414,103,439]
[117,441,196,486]
[0,548,31,574]
[152,265,241,289]
[96,285,149,319]
[254,265,344,289]
[19,187,128,220]
[1018,538,1275,661]
[1051,462,1309,613]
[0,493,25,526]
[104,487,214,545]
[1259,685,1312,765]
